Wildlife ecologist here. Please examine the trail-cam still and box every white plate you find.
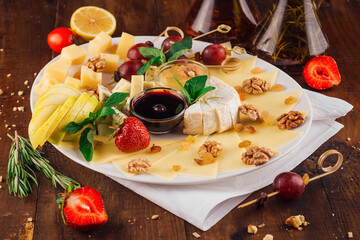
[30,36,313,185]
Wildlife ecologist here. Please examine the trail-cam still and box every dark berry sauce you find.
[133,90,185,119]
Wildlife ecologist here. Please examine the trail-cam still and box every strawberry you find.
[115,117,151,152]
[56,184,108,231]
[303,55,341,90]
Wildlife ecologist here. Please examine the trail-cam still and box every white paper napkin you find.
[108,90,353,231]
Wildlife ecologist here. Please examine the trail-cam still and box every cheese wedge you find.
[113,78,131,93]
[183,101,203,135]
[89,31,112,55]
[116,32,134,59]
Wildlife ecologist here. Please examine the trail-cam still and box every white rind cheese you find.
[183,77,241,135]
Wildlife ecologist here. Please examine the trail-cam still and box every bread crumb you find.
[18,91,23,96]
[348,232,353,238]
[263,234,273,240]
[247,224,258,234]
[192,232,201,238]
[151,215,159,220]
[7,73,11,77]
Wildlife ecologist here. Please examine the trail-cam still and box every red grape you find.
[117,61,144,81]
[161,36,183,52]
[273,172,305,200]
[127,43,149,61]
[201,44,226,65]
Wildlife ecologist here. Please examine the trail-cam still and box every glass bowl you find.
[129,87,189,134]
[154,59,210,91]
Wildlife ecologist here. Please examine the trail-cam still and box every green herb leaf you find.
[137,56,160,75]
[165,37,192,60]
[103,92,129,108]
[138,46,166,65]
[172,73,191,103]
[64,118,91,134]
[79,127,94,162]
[95,107,116,121]
[168,48,190,61]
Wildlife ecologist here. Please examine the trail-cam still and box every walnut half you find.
[285,215,308,230]
[198,140,223,158]
[242,77,269,94]
[277,111,305,130]
[85,54,106,72]
[239,104,261,121]
[242,146,273,166]
[126,158,151,174]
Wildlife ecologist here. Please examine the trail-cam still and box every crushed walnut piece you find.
[126,158,151,174]
[234,123,244,132]
[271,84,284,92]
[263,234,273,240]
[194,152,215,165]
[284,96,296,105]
[0,89,3,95]
[151,215,159,220]
[239,140,252,148]
[86,88,99,100]
[258,223,266,228]
[7,73,11,77]
[348,232,353,238]
[239,104,261,121]
[0,175,2,183]
[192,232,201,238]
[242,77,269,94]
[302,173,310,185]
[85,54,106,72]
[177,64,202,78]
[277,111,305,130]
[73,71,81,79]
[285,215,308,230]
[150,144,162,153]
[245,126,256,134]
[247,224,258,234]
[242,146,273,166]
[257,192,269,207]
[198,140,223,158]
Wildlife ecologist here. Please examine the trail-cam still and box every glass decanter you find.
[251,0,329,74]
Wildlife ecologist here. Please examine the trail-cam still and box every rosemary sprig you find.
[6,131,79,198]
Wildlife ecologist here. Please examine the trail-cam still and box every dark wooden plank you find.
[0,0,58,239]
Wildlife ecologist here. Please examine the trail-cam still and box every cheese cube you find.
[80,65,102,89]
[130,75,144,99]
[34,74,59,96]
[116,32,134,60]
[43,58,70,83]
[64,76,81,89]
[61,44,87,65]
[89,32,112,55]
[113,78,131,93]
[100,53,120,73]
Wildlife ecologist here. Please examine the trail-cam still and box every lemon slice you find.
[70,6,116,41]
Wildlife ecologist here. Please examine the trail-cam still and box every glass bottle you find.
[250,0,329,74]
[185,0,266,46]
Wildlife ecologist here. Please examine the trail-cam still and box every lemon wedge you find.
[70,6,116,41]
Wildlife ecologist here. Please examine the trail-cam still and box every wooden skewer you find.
[152,26,185,44]
[193,24,232,40]
[237,149,343,209]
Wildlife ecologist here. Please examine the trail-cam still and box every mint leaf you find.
[95,107,116,121]
[165,37,192,60]
[172,73,191,103]
[138,46,166,65]
[79,127,94,162]
[64,118,92,134]
[103,92,128,108]
[192,86,216,103]
[137,56,160,75]
[184,75,207,98]
[168,48,190,61]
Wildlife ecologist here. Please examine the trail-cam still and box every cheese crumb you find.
[18,106,24,112]
[5,124,8,128]
[24,80,29,85]
[263,234,273,240]
[7,73,11,77]
[151,215,159,220]
[12,124,16,127]
[11,92,14,96]
[347,137,351,141]
[348,232,353,238]
[247,224,258,234]
[192,232,201,238]
[18,91,23,96]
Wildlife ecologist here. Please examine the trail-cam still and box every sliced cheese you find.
[129,75,144,99]
[113,78,131,93]
[200,100,218,135]
[183,101,203,135]
[116,32,134,59]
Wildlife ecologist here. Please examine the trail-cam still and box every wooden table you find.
[0,0,359,239]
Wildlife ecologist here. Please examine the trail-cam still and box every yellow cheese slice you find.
[91,137,183,165]
[148,135,208,179]
[112,140,182,175]
[116,32,134,59]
